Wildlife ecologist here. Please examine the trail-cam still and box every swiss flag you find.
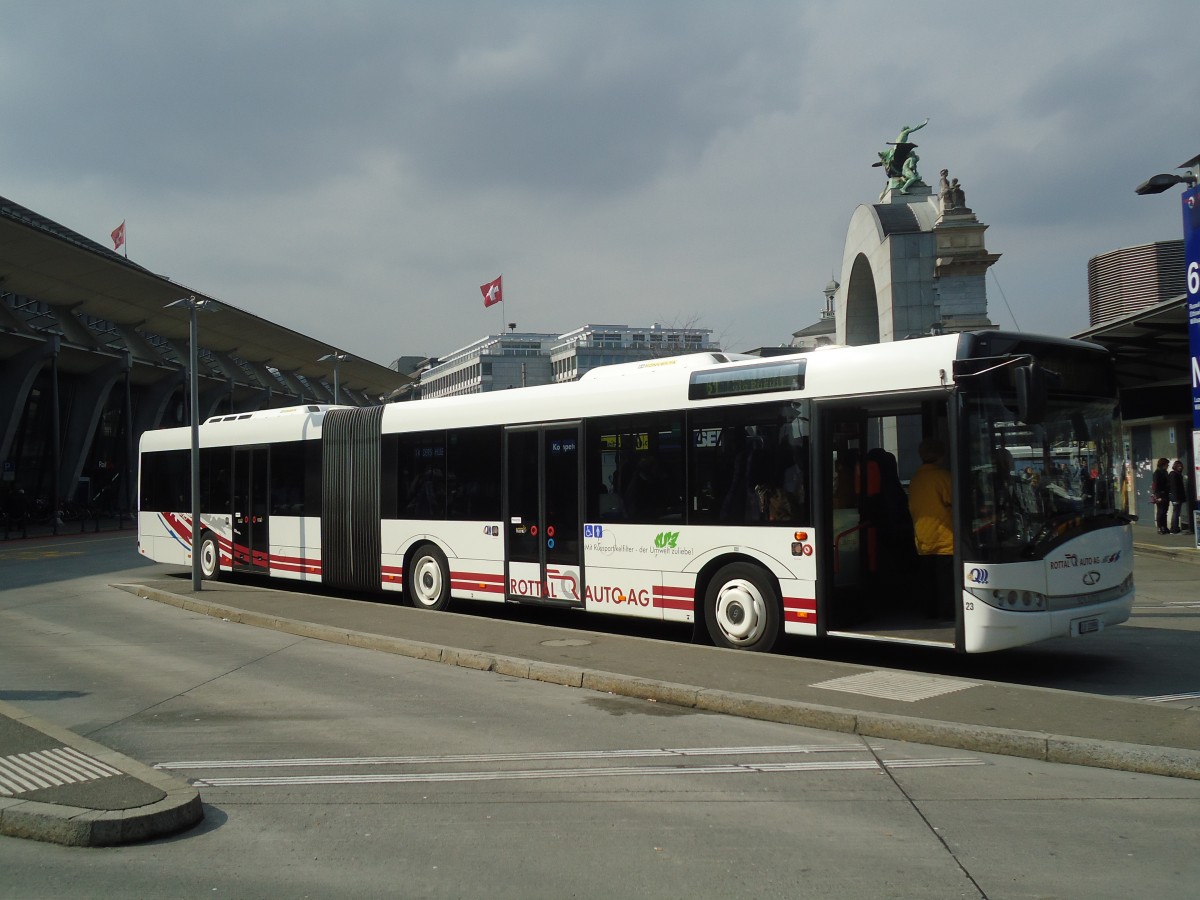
[480,275,502,308]
[111,221,126,251]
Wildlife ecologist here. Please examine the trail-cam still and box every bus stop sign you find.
[1183,184,1200,547]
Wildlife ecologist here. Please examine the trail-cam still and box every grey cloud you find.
[2,2,809,199]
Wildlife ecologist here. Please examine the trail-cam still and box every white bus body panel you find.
[962,525,1134,653]
[139,511,194,568]
[268,516,322,581]
[382,520,506,601]
[581,522,818,634]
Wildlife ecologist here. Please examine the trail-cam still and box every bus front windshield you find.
[964,392,1124,562]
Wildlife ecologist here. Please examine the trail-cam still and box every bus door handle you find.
[832,523,868,576]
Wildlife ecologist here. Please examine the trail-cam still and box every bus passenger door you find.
[232,446,269,572]
[503,424,583,606]
[819,408,870,628]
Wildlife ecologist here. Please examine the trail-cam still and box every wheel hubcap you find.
[714,579,764,645]
[414,558,442,606]
[201,540,216,576]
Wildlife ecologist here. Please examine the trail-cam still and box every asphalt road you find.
[1,532,1198,899]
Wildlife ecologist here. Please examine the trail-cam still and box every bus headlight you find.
[966,586,1047,612]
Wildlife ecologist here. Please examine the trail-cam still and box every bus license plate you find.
[1072,617,1102,637]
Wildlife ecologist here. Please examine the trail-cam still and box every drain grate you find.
[0,747,123,796]
[812,671,979,702]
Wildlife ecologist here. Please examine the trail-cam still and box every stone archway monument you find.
[835,119,1000,346]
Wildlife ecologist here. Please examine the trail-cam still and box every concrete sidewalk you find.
[1130,522,1200,562]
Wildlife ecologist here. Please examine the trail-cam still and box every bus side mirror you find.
[1014,362,1048,424]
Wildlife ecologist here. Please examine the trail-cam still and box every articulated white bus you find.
[138,331,1134,653]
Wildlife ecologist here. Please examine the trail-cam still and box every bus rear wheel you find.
[704,562,780,651]
[199,531,221,581]
[408,544,451,611]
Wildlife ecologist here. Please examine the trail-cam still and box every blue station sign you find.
[1184,184,1200,430]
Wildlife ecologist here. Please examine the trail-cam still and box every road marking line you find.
[1139,692,1200,703]
[190,756,984,788]
[156,743,866,771]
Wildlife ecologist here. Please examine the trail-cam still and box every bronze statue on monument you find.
[874,119,929,200]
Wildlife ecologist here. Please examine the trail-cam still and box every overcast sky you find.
[2,1,1195,367]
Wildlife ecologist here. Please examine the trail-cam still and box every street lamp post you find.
[1136,154,1200,549]
[319,351,348,404]
[166,295,218,589]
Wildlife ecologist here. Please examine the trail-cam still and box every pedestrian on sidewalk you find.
[1152,458,1171,534]
[8,488,29,539]
[1168,459,1187,534]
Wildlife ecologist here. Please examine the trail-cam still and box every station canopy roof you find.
[0,195,411,398]
[1074,294,1190,392]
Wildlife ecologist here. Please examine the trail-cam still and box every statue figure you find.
[939,169,953,209]
[874,118,929,178]
[951,177,966,210]
[894,118,929,145]
[898,152,921,193]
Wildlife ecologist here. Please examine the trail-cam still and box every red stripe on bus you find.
[452,579,504,593]
[272,558,322,575]
[272,552,321,568]
[655,585,694,598]
[653,586,694,611]
[161,512,192,544]
[452,570,505,592]
[783,596,816,621]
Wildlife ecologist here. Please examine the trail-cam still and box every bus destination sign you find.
[688,360,805,401]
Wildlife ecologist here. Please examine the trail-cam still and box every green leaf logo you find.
[655,531,679,549]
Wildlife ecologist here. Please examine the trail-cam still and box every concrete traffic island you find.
[0,699,203,847]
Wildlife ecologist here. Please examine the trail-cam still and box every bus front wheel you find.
[704,563,780,651]
[408,544,451,611]
[199,531,221,581]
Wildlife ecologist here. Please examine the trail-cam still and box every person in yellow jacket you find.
[908,438,955,620]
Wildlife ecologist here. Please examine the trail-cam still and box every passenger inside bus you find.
[719,429,764,522]
[833,449,859,509]
[861,448,917,607]
[622,455,674,520]
[908,438,955,620]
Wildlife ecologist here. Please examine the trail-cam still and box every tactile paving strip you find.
[811,671,979,702]
[0,747,123,796]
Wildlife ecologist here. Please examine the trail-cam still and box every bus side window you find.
[397,432,447,520]
[586,426,625,521]
[447,426,501,520]
[587,414,684,523]
[688,401,810,526]
[269,441,305,516]
[140,449,190,512]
